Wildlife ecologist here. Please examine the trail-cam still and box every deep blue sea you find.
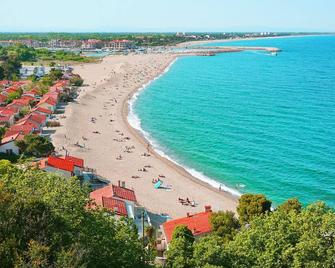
[131,35,335,207]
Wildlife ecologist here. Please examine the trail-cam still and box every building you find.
[103,40,132,51]
[37,96,57,112]
[39,155,84,177]
[0,108,15,126]
[160,206,213,249]
[0,94,8,106]
[0,123,35,155]
[90,182,151,237]
[31,106,53,117]
[81,39,102,50]
[0,133,25,155]
[17,113,47,130]
[20,66,46,79]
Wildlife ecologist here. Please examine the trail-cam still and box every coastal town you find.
[1,29,334,267]
[0,38,240,264]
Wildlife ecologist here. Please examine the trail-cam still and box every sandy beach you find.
[51,53,238,219]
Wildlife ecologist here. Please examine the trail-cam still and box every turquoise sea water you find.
[132,35,335,206]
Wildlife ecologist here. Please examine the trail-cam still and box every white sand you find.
[51,53,238,219]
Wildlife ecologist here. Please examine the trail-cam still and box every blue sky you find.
[1,0,334,32]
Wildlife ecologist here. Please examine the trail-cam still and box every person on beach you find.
[147,143,150,153]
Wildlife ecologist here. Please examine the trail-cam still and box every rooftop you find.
[162,207,213,243]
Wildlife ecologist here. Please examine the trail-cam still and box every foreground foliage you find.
[167,195,335,268]
[0,160,150,267]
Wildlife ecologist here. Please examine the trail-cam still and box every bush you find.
[70,75,84,87]
[46,121,61,127]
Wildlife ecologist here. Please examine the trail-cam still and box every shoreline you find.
[176,33,334,47]
[51,53,238,219]
[125,57,242,197]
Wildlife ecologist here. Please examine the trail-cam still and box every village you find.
[0,67,216,262]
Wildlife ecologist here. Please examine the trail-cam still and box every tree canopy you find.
[165,193,335,268]
[15,134,55,157]
[0,160,150,267]
[236,193,272,224]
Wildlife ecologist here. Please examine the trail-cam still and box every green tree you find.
[210,211,240,242]
[228,202,335,267]
[0,65,4,80]
[277,198,302,213]
[15,134,55,157]
[193,235,229,268]
[40,76,54,86]
[0,160,150,268]
[237,194,272,224]
[167,225,195,268]
[70,75,84,87]
[0,126,7,140]
[2,55,22,80]
[6,90,22,104]
[48,68,63,81]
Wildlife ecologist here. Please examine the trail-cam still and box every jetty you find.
[167,46,281,57]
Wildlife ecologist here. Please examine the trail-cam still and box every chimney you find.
[186,212,191,217]
[118,180,121,187]
[205,205,212,213]
[122,181,126,188]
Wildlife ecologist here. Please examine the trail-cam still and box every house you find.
[0,80,11,88]
[160,206,213,249]
[0,133,25,155]
[17,113,47,130]
[104,40,132,51]
[23,88,40,98]
[37,97,57,112]
[0,94,7,106]
[4,123,35,138]
[0,109,15,126]
[39,155,84,177]
[89,182,151,237]
[90,187,129,217]
[19,66,46,79]
[6,98,30,112]
[0,114,35,155]
[31,106,53,117]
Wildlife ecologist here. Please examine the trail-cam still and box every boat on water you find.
[271,52,277,56]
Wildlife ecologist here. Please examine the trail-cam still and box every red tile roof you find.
[12,98,30,106]
[112,184,137,202]
[38,96,57,106]
[4,124,34,138]
[16,119,39,129]
[162,209,213,243]
[102,197,128,216]
[90,185,113,206]
[19,113,46,125]
[90,184,137,205]
[0,94,7,103]
[0,115,11,123]
[4,105,19,113]
[46,156,74,173]
[21,95,36,102]
[0,80,10,86]
[0,108,15,117]
[33,106,53,115]
[64,155,84,168]
[1,133,24,144]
